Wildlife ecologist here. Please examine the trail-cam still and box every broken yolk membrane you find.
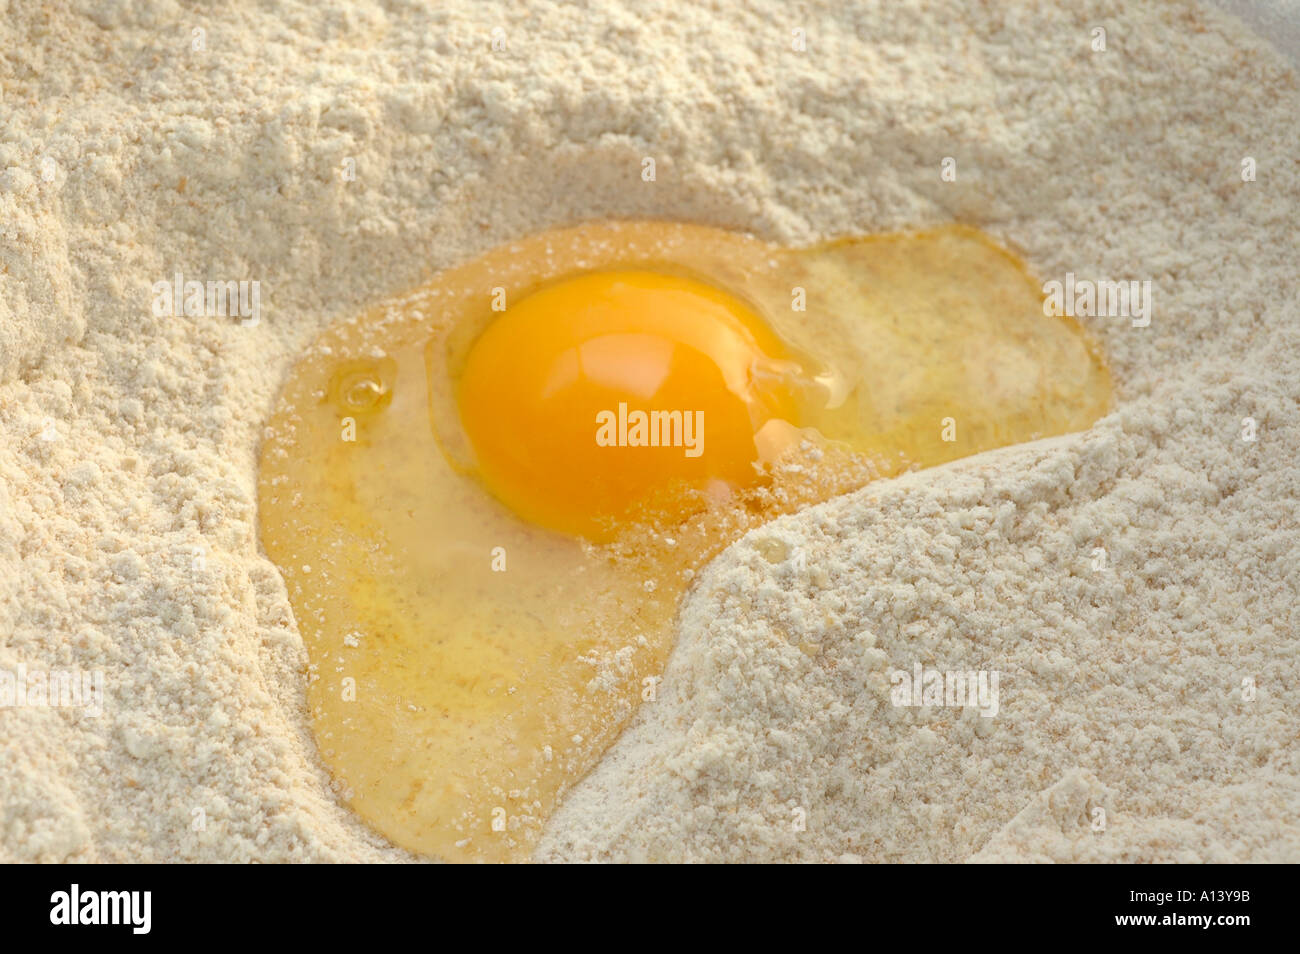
[257,221,1112,862]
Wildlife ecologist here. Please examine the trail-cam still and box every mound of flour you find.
[1,0,1296,862]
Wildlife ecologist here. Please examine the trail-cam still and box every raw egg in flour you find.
[257,221,1112,862]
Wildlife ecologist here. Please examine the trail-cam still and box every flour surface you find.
[1,0,1297,862]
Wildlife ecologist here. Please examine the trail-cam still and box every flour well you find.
[1,0,1297,862]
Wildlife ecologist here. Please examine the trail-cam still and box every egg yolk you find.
[456,270,802,540]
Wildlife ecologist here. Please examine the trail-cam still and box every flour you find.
[1,0,1297,862]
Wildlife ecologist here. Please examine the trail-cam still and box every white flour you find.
[1,0,1297,862]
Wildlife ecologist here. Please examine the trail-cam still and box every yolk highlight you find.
[456,270,801,540]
